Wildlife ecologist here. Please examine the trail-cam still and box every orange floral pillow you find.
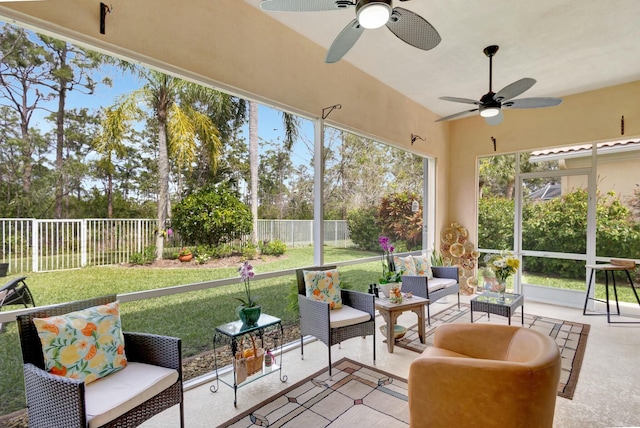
[412,255,434,279]
[33,301,127,384]
[393,256,417,276]
[303,269,343,309]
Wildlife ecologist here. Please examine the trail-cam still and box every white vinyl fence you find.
[0,218,351,274]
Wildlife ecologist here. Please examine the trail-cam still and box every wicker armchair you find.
[16,295,184,428]
[401,266,460,325]
[296,266,376,376]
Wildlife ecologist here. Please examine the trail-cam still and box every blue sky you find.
[52,64,315,168]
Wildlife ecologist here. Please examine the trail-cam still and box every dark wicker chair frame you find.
[401,266,461,325]
[296,266,376,376]
[16,295,185,428]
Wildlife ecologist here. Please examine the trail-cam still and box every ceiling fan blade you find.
[386,7,441,51]
[260,0,351,12]
[325,20,365,63]
[485,110,504,126]
[494,78,536,102]
[503,97,563,109]
[435,108,479,122]
[440,96,481,105]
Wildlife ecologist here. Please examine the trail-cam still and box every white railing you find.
[0,218,351,274]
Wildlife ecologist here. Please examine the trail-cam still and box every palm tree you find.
[105,70,222,259]
[247,101,299,244]
[94,102,139,218]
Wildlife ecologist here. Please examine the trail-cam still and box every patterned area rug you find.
[218,358,408,428]
[393,303,589,399]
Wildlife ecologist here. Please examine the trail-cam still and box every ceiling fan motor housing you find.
[356,0,393,29]
[479,91,501,117]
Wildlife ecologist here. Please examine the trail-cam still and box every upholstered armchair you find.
[16,295,184,428]
[394,256,460,324]
[296,266,375,376]
[409,323,561,428]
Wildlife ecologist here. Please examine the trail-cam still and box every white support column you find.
[313,118,324,267]
[422,158,429,252]
[585,144,598,309]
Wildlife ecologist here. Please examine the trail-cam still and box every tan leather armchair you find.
[409,323,561,428]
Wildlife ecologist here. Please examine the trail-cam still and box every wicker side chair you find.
[296,266,376,376]
[401,266,461,325]
[16,295,184,428]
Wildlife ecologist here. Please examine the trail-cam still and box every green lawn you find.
[0,246,380,416]
[523,271,640,303]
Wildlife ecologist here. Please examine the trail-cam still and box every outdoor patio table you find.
[470,292,524,325]
[210,313,287,407]
[375,295,428,353]
[583,263,640,324]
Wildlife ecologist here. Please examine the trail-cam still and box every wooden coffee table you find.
[375,295,428,353]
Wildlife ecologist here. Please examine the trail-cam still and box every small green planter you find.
[236,305,262,326]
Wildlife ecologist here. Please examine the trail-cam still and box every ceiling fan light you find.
[480,106,500,118]
[357,0,392,29]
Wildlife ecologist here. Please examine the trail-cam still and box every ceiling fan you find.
[260,0,441,63]
[436,45,563,125]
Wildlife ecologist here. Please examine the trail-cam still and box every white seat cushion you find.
[85,361,178,428]
[329,304,371,328]
[427,277,457,293]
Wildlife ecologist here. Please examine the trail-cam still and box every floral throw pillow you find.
[33,301,127,384]
[303,269,343,309]
[412,255,434,279]
[393,256,417,276]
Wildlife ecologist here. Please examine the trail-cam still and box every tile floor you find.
[142,295,640,428]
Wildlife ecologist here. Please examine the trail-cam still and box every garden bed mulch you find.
[124,254,287,269]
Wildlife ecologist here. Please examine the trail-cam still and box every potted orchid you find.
[378,236,403,298]
[236,261,261,326]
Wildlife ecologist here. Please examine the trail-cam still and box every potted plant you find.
[487,251,520,301]
[178,247,193,262]
[378,236,403,298]
[236,261,261,326]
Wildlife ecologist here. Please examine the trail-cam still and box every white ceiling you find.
[244,0,640,120]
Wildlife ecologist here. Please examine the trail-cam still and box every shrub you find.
[346,207,381,251]
[377,192,422,251]
[242,244,258,260]
[171,185,252,246]
[478,196,514,251]
[211,244,234,258]
[195,253,210,264]
[129,246,156,265]
[260,240,287,256]
[480,189,640,279]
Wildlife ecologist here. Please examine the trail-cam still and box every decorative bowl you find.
[380,324,407,340]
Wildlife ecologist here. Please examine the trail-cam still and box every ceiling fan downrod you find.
[483,45,499,94]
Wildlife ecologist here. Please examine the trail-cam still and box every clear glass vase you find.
[496,280,507,302]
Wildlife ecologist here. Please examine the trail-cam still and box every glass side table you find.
[209,313,287,407]
[470,292,524,325]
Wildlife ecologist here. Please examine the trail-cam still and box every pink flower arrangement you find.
[237,261,257,307]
